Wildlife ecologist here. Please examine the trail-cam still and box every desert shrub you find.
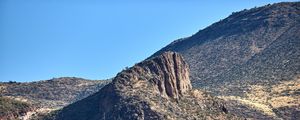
[0,97,31,117]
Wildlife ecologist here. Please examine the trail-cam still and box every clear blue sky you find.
[0,0,294,82]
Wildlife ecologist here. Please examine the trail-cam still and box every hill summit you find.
[54,52,239,120]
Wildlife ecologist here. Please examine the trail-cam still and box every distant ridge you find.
[0,77,110,120]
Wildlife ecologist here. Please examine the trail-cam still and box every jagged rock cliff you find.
[54,52,239,120]
[123,51,192,99]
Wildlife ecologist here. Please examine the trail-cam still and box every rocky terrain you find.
[152,2,299,93]
[1,2,299,120]
[53,52,241,120]
[220,76,300,119]
[0,77,110,120]
[0,97,33,120]
[151,2,300,119]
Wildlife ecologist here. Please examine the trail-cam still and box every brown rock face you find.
[55,52,236,120]
[150,51,192,98]
[126,51,192,99]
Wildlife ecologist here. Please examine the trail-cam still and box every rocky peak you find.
[54,52,239,120]
[114,51,192,99]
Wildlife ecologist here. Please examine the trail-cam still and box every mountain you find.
[150,2,300,119]
[53,52,241,120]
[0,77,110,120]
[152,2,299,92]
[1,2,299,120]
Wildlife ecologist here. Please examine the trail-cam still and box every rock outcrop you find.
[54,52,239,120]
[120,51,192,99]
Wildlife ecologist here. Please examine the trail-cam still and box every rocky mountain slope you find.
[0,77,110,120]
[152,2,299,93]
[150,2,299,119]
[53,52,240,120]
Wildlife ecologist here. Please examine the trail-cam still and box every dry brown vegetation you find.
[0,77,110,120]
[0,96,33,120]
[219,76,300,119]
